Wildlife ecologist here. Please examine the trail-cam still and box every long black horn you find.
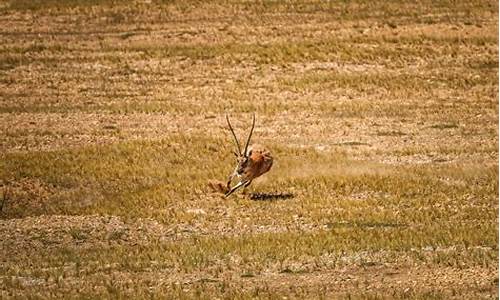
[243,113,255,156]
[226,115,241,156]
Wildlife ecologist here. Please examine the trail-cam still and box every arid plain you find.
[0,0,498,299]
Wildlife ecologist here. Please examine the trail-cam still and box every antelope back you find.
[240,144,273,180]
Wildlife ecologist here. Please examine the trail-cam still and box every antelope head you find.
[226,113,255,174]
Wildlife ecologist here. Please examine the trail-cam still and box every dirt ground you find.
[0,1,498,299]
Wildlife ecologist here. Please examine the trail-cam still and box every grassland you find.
[0,0,498,299]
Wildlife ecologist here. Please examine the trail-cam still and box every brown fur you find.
[240,144,273,181]
[226,144,273,196]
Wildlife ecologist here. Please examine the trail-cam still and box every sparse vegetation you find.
[0,0,497,298]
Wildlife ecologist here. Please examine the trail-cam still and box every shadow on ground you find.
[249,192,295,201]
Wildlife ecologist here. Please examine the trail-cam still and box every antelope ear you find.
[233,151,239,157]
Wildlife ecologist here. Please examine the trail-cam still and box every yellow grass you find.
[0,0,498,298]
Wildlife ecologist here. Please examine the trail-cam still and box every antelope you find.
[225,114,273,197]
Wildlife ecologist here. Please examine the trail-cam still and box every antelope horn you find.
[243,113,256,157]
[226,115,241,156]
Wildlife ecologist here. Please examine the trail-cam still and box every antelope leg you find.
[225,180,248,197]
[226,172,237,189]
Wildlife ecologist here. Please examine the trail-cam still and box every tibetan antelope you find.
[225,114,273,197]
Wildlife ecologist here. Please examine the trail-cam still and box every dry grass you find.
[0,0,498,299]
